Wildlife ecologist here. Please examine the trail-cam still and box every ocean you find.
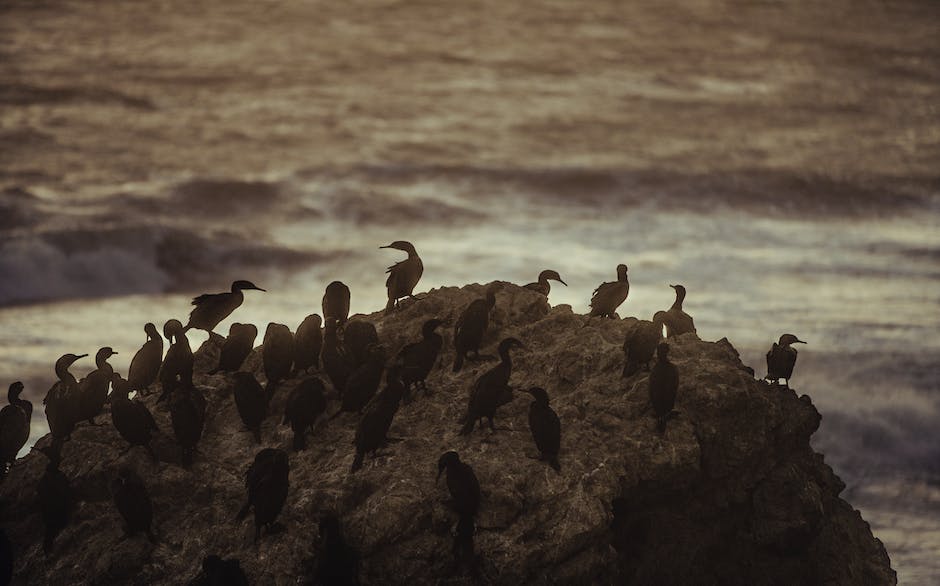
[1,0,938,581]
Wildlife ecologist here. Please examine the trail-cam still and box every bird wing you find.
[589,282,613,308]
[191,292,223,306]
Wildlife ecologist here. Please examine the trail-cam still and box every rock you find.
[0,282,896,585]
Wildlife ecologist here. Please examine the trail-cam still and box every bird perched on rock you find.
[322,281,351,326]
[398,318,444,402]
[158,319,193,403]
[321,318,353,396]
[589,264,629,318]
[437,451,481,520]
[128,323,163,392]
[381,240,423,314]
[283,377,327,451]
[110,373,159,462]
[37,444,72,554]
[188,555,250,586]
[622,313,666,378]
[0,381,31,475]
[351,366,405,472]
[233,372,267,444]
[263,322,294,394]
[315,515,360,586]
[342,320,379,369]
[44,353,86,448]
[184,280,265,335]
[293,314,323,374]
[170,382,206,467]
[111,466,155,542]
[649,343,679,433]
[460,337,525,435]
[337,344,385,415]
[77,346,117,425]
[236,448,290,543]
[453,284,498,373]
[765,334,807,389]
[451,514,480,580]
[663,284,696,337]
[209,323,257,375]
[523,269,567,297]
[524,387,561,472]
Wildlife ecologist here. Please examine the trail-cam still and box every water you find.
[1,0,938,581]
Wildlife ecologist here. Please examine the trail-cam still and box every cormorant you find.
[77,346,117,424]
[283,377,327,451]
[589,264,629,319]
[381,240,423,314]
[648,343,679,433]
[452,284,498,373]
[188,555,250,586]
[621,313,667,378]
[337,344,385,415]
[436,451,480,519]
[662,284,696,337]
[398,318,444,403]
[523,269,567,297]
[210,323,258,375]
[263,322,294,394]
[169,382,206,467]
[524,387,561,472]
[127,323,163,392]
[37,445,72,554]
[111,466,155,542]
[110,373,159,462]
[322,281,351,325]
[321,318,352,396]
[158,319,193,403]
[451,514,480,580]
[351,366,405,472]
[293,314,323,374]
[44,353,86,448]
[459,337,525,435]
[315,515,360,586]
[236,448,290,542]
[233,372,267,444]
[343,320,379,369]
[0,381,31,474]
[765,334,807,389]
[184,280,265,335]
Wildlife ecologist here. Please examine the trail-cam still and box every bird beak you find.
[253,286,266,292]
[559,279,568,286]
[76,354,88,359]
[669,284,677,289]
[379,245,391,249]
[796,339,807,344]
[111,351,119,355]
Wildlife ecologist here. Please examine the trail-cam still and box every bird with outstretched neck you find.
[44,353,86,450]
[453,284,498,373]
[523,269,567,297]
[381,240,423,314]
[183,280,265,335]
[663,284,696,338]
[77,346,117,425]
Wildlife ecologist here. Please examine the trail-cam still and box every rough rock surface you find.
[0,283,896,585]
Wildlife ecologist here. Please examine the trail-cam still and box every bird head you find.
[498,337,527,354]
[656,342,670,359]
[56,353,87,372]
[232,280,266,292]
[144,322,159,338]
[778,334,807,346]
[669,284,687,298]
[540,270,567,286]
[617,264,629,279]
[437,450,460,481]
[524,386,550,404]
[163,319,184,341]
[380,240,416,254]
[422,318,444,336]
[8,381,24,400]
[96,347,118,362]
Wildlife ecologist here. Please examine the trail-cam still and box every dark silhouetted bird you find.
[663,284,696,337]
[351,366,405,472]
[343,320,379,369]
[321,318,353,396]
[111,466,155,542]
[44,353,86,448]
[437,451,481,519]
[589,264,629,318]
[765,334,807,389]
[128,323,163,392]
[622,313,667,378]
[398,318,444,402]
[236,448,290,542]
[184,280,265,335]
[523,269,567,297]
[209,323,257,375]
[381,240,423,314]
[460,338,525,435]
[337,344,385,415]
[233,372,267,444]
[453,284,498,372]
[37,445,72,554]
[110,373,159,462]
[293,314,323,374]
[315,515,360,586]
[0,381,31,474]
[524,387,561,472]
[77,346,117,425]
[188,555,250,586]
[0,528,12,586]
[158,319,193,403]
[170,382,206,467]
[283,377,327,451]
[451,514,480,580]
[322,281,351,326]
[649,343,679,433]
[263,322,294,394]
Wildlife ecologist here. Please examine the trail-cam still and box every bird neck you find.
[55,363,74,383]
[7,388,20,405]
[499,347,513,365]
[671,295,684,310]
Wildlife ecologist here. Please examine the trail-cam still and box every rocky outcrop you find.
[0,283,895,585]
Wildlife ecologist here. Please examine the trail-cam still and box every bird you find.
[233,372,267,444]
[127,323,163,392]
[436,451,481,519]
[158,319,193,403]
[322,281,351,326]
[315,515,360,586]
[648,343,679,433]
[523,269,567,297]
[77,346,117,425]
[321,318,353,396]
[453,284,498,372]
[0,528,12,586]
[0,381,31,475]
[293,314,323,374]
[398,318,444,403]
[342,320,379,369]
[184,280,265,335]
[451,514,480,580]
[169,382,206,467]
[351,366,405,472]
[110,373,159,462]
[209,323,258,375]
[765,334,807,389]
[524,387,561,472]
[459,337,525,435]
[262,323,294,394]
[37,444,72,554]
[188,555,250,586]
[381,240,423,314]
[282,376,327,451]
[589,264,629,318]
[663,284,696,337]
[44,353,87,448]
[621,313,667,378]
[236,448,290,543]
[111,466,155,542]
[337,344,386,415]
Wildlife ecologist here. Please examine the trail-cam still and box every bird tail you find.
[459,417,475,436]
[452,352,464,373]
[252,427,262,445]
[235,501,251,521]
[292,431,306,451]
[350,451,364,473]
